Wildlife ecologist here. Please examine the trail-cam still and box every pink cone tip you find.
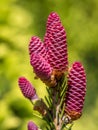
[28,121,38,130]
[29,36,46,59]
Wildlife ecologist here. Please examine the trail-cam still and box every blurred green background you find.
[0,0,98,130]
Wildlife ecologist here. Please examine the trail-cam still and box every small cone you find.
[65,62,86,120]
[27,121,38,130]
[18,77,38,100]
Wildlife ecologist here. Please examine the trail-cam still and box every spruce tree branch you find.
[45,74,74,130]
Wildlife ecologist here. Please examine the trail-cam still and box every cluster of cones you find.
[18,12,86,130]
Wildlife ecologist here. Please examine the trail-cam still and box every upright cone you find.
[44,12,68,79]
[65,62,86,120]
[18,77,38,100]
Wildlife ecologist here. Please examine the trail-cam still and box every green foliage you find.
[0,0,98,129]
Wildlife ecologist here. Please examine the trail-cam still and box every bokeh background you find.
[0,0,98,130]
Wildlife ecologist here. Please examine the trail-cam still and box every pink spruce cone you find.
[29,36,46,59]
[30,53,56,87]
[65,62,86,120]
[44,12,68,79]
[18,77,38,100]
[27,121,38,130]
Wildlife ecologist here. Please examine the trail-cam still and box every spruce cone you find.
[27,121,38,130]
[18,77,38,100]
[30,53,56,87]
[29,36,46,59]
[65,62,86,120]
[44,12,68,79]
